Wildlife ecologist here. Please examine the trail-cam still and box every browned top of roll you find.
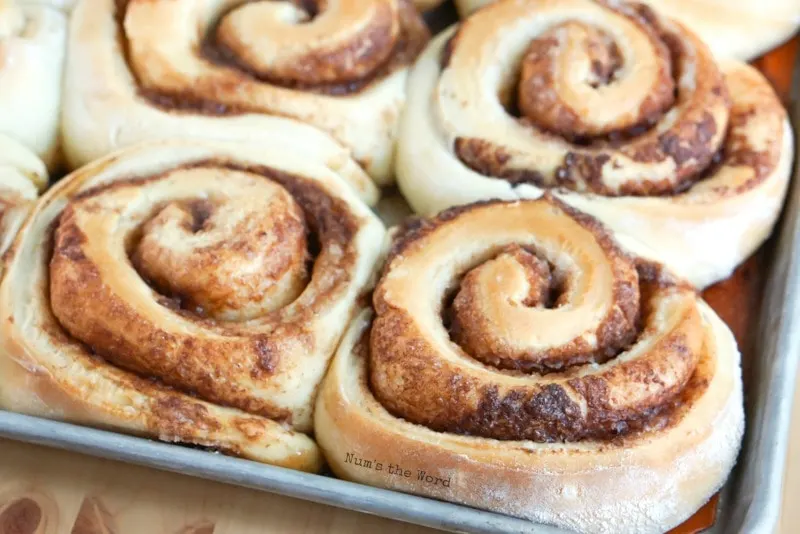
[451,0,728,196]
[48,160,366,427]
[115,0,429,112]
[434,0,787,199]
[368,196,707,442]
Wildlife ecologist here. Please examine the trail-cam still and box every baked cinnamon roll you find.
[62,0,429,186]
[454,0,800,61]
[0,135,47,257]
[315,196,744,534]
[0,0,66,170]
[19,0,75,11]
[0,140,385,471]
[643,0,800,61]
[397,0,793,289]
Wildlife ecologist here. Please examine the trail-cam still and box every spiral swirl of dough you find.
[62,0,429,185]
[370,197,725,441]
[397,0,793,288]
[315,196,744,533]
[0,140,385,471]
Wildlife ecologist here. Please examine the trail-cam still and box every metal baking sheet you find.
[0,21,799,534]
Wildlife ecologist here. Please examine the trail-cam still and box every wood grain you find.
[780,372,800,534]
[0,438,434,534]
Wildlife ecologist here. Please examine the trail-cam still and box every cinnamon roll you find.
[19,0,75,11]
[0,0,66,170]
[62,0,430,186]
[454,0,800,61]
[315,196,744,534]
[643,0,800,61]
[0,135,47,257]
[396,0,793,289]
[0,140,385,471]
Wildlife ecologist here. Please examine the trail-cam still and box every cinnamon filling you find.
[447,243,640,373]
[368,196,708,442]
[48,161,360,421]
[114,0,429,114]
[441,0,773,197]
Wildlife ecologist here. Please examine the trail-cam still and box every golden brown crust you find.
[118,0,428,102]
[48,162,364,423]
[515,14,674,139]
[0,140,386,471]
[446,218,640,372]
[315,197,744,533]
[130,193,310,320]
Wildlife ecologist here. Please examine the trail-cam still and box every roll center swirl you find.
[131,169,310,321]
[122,0,427,97]
[442,0,731,196]
[450,243,640,372]
[369,197,704,442]
[46,159,370,429]
[214,0,398,85]
[516,19,675,137]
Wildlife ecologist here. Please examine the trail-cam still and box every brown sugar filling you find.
[47,161,360,420]
[446,1,752,197]
[368,197,708,442]
[114,0,429,114]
